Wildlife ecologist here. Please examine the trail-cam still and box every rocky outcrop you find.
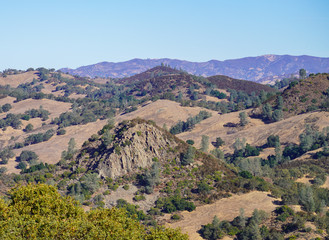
[76,119,181,179]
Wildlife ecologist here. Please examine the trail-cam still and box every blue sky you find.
[1,0,328,70]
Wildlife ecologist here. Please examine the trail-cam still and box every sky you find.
[1,0,329,71]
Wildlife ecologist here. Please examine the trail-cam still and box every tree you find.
[272,109,283,122]
[239,111,248,126]
[277,96,283,110]
[262,103,273,121]
[299,185,315,212]
[0,184,188,239]
[275,141,282,164]
[299,68,307,79]
[267,135,280,147]
[62,138,76,160]
[233,138,246,152]
[24,123,34,132]
[213,137,225,148]
[1,103,12,112]
[201,135,209,152]
[239,208,246,228]
[18,150,38,164]
[181,145,194,166]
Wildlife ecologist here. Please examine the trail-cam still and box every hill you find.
[116,66,275,102]
[279,73,329,117]
[60,55,329,83]
[207,75,275,94]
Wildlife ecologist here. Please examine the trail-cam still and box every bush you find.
[18,150,38,163]
[24,123,34,132]
[171,214,181,220]
[240,171,253,179]
[57,128,66,135]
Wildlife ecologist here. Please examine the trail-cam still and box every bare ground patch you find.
[165,191,279,240]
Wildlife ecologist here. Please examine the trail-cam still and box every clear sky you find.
[1,0,328,71]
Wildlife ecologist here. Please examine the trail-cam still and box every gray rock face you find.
[80,121,178,179]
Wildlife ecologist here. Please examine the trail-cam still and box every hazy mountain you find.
[60,55,329,83]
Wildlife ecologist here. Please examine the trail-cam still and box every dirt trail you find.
[166,191,279,240]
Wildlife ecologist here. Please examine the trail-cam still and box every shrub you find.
[18,150,38,163]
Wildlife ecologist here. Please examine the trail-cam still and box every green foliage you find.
[186,139,194,145]
[181,145,194,166]
[213,137,225,148]
[156,195,196,213]
[299,68,307,79]
[239,171,253,179]
[24,123,34,132]
[170,110,212,135]
[0,148,14,164]
[201,135,209,152]
[0,184,188,239]
[239,111,248,126]
[209,89,227,99]
[267,135,280,147]
[18,150,38,164]
[139,163,161,194]
[57,128,66,135]
[262,103,273,122]
[199,216,223,240]
[24,129,55,145]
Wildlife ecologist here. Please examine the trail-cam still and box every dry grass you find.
[0,96,15,106]
[116,99,216,128]
[115,100,329,157]
[0,98,71,120]
[0,71,38,87]
[10,119,108,168]
[177,111,329,154]
[165,191,279,240]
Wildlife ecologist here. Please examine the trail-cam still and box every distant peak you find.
[262,54,278,62]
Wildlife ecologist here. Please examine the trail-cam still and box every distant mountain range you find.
[60,55,329,83]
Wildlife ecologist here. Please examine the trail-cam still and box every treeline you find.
[170,110,212,134]
[0,107,50,130]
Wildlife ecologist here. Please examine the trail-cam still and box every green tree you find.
[299,68,307,79]
[239,111,248,126]
[62,138,76,160]
[181,145,194,166]
[277,96,283,110]
[24,123,34,132]
[275,141,282,164]
[213,137,225,148]
[299,185,315,212]
[0,184,188,239]
[262,103,273,121]
[201,135,209,152]
[272,109,283,122]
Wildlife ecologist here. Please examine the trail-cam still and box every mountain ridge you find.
[60,54,329,83]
